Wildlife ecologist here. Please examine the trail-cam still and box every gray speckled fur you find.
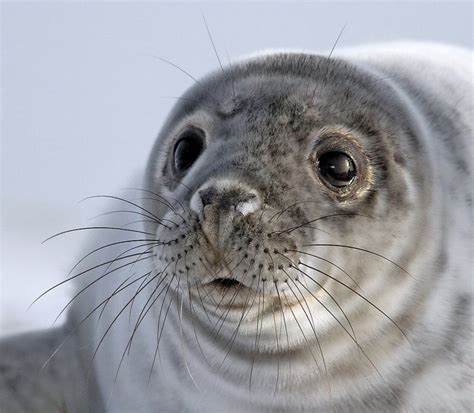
[1,42,472,412]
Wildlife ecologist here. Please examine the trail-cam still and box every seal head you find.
[144,53,426,324]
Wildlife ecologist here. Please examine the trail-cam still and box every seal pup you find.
[1,42,472,412]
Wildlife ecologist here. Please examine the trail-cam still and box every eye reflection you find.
[317,151,356,188]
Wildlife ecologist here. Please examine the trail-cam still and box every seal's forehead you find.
[163,53,334,126]
[160,52,390,135]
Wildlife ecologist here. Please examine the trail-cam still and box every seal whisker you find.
[54,252,155,324]
[289,261,381,384]
[298,260,410,343]
[105,270,171,410]
[133,195,189,223]
[145,54,221,106]
[148,272,177,383]
[89,209,166,225]
[173,269,201,390]
[248,268,263,393]
[125,265,172,354]
[291,266,387,385]
[101,242,158,280]
[120,219,157,228]
[270,285,281,397]
[292,271,360,347]
[290,249,362,290]
[284,273,328,363]
[258,277,266,347]
[41,226,156,244]
[99,273,138,325]
[184,257,212,367]
[281,290,325,378]
[87,269,159,384]
[32,245,159,308]
[201,13,225,78]
[81,194,174,227]
[210,281,244,342]
[209,283,246,338]
[65,238,156,283]
[298,224,331,236]
[285,276,319,340]
[269,213,371,236]
[125,244,168,320]
[135,195,189,216]
[285,279,333,399]
[278,253,358,341]
[124,187,189,217]
[39,270,154,375]
[275,284,292,392]
[224,49,237,99]
[327,23,347,59]
[201,12,236,100]
[219,277,256,368]
[194,280,213,322]
[267,200,321,223]
[298,244,413,278]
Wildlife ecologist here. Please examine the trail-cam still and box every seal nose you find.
[190,182,260,247]
[198,186,259,220]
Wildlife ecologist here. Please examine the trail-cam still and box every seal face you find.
[145,53,420,318]
[1,43,472,413]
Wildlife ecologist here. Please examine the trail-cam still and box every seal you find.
[1,42,472,412]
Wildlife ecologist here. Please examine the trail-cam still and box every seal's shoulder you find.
[0,327,73,412]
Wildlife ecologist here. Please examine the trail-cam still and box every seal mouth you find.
[209,278,243,289]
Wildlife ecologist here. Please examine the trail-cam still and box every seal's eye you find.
[173,128,205,174]
[317,151,356,188]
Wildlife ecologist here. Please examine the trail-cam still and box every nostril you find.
[199,187,218,208]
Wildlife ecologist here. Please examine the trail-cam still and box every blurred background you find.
[1,1,472,337]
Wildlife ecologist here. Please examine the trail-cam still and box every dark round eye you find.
[173,128,205,174]
[317,151,356,188]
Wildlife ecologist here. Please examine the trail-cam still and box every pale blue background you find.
[1,1,472,335]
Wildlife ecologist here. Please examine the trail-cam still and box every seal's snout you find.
[190,180,261,248]
[199,186,259,219]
